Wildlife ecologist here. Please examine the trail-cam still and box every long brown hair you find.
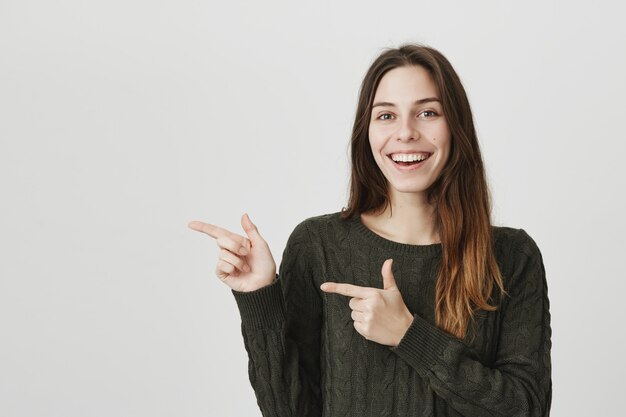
[340,43,506,339]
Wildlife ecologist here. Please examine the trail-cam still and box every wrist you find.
[249,274,279,292]
[395,312,414,347]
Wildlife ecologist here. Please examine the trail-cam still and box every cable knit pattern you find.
[231,211,552,417]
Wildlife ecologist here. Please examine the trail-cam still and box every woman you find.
[188,43,552,417]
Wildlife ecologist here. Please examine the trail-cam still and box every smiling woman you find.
[189,42,552,417]
[368,65,451,201]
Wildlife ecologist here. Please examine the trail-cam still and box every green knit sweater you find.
[231,211,552,417]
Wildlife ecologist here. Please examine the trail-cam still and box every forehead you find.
[373,65,439,101]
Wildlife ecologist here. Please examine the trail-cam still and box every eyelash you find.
[377,110,438,120]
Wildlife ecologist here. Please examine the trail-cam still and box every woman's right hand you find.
[187,213,277,293]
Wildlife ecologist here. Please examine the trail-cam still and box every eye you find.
[420,110,438,118]
[376,110,439,121]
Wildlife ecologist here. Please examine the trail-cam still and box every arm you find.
[231,221,323,417]
[389,229,552,417]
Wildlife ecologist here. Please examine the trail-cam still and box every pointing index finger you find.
[187,221,224,239]
[188,220,252,253]
[320,282,371,298]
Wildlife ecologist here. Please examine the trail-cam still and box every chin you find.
[398,189,429,195]
[389,183,432,195]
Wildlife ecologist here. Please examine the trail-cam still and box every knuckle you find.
[223,248,240,263]
[358,325,369,337]
[215,265,226,280]
[217,260,229,273]
[218,236,235,250]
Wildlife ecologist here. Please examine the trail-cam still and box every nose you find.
[396,117,421,142]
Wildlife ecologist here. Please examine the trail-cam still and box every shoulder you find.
[492,225,546,291]
[297,210,350,227]
[289,210,353,242]
[492,225,543,260]
[282,211,349,276]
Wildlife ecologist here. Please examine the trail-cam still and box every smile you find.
[387,153,432,171]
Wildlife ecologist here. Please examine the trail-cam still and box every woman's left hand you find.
[320,259,414,347]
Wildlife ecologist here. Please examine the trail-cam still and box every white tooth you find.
[391,153,431,162]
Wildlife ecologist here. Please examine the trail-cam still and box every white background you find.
[1,0,624,416]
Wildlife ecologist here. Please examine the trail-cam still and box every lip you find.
[387,153,431,172]
[387,151,433,157]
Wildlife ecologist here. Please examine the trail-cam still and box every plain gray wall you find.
[1,0,624,416]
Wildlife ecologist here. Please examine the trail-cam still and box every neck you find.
[367,188,440,245]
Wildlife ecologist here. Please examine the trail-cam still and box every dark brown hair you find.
[340,42,505,339]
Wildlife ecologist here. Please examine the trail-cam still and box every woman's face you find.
[368,65,451,198]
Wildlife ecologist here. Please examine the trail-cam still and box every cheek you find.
[438,139,452,166]
[428,133,451,165]
[430,125,451,148]
[368,127,380,147]
[431,120,451,143]
[367,141,387,172]
[368,131,384,154]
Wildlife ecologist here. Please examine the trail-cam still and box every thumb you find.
[241,213,262,242]
[382,258,397,291]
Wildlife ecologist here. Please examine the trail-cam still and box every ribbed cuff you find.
[390,313,451,375]
[231,274,286,330]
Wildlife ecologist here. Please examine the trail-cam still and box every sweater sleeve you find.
[231,220,323,417]
[389,229,552,417]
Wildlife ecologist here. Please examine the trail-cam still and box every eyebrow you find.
[372,97,441,109]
